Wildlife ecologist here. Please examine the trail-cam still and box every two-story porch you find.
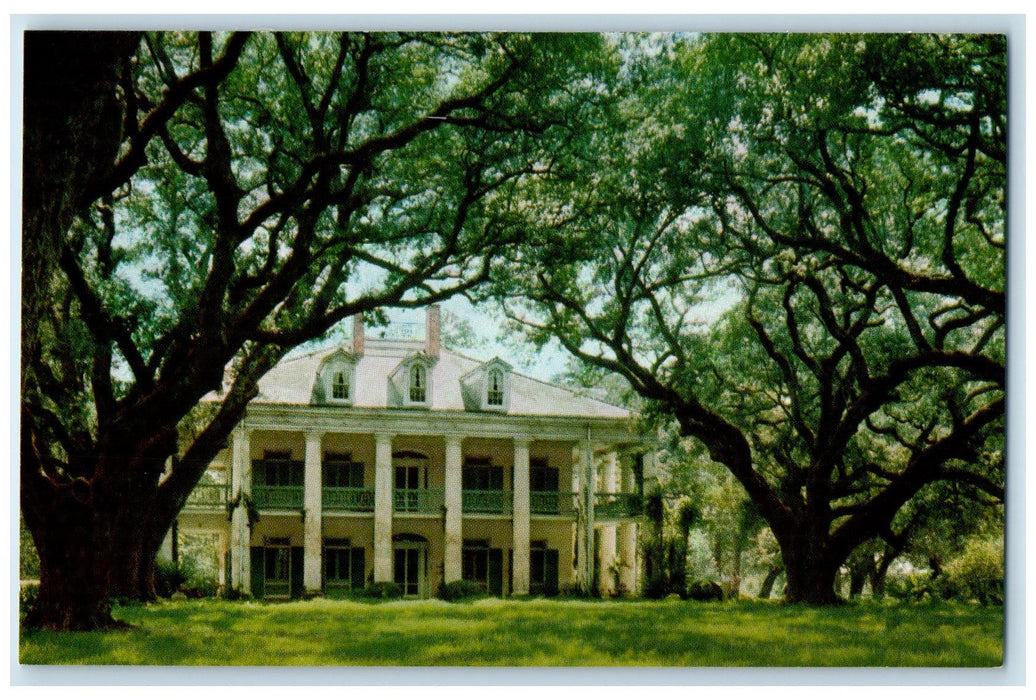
[178,421,647,599]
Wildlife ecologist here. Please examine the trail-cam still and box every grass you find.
[19,597,1003,667]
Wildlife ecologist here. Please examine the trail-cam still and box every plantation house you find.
[173,306,655,599]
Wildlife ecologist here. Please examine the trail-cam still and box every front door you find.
[394,542,425,597]
[264,542,291,598]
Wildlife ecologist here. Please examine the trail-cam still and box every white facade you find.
[177,307,652,599]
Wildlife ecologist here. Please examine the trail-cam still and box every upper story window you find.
[331,368,350,401]
[487,368,504,406]
[461,357,511,412]
[390,354,434,408]
[318,350,358,406]
[409,363,427,403]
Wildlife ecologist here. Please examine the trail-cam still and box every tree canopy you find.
[21,30,613,628]
[490,33,1006,603]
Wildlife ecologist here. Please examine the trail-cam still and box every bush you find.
[181,573,220,599]
[885,572,935,602]
[20,581,39,616]
[363,581,404,599]
[686,580,723,602]
[642,576,670,599]
[437,579,485,602]
[944,536,1004,605]
[223,587,250,601]
[155,560,192,598]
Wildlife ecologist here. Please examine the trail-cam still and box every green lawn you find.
[19,597,1003,667]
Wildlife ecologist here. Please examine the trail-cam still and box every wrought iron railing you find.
[530,491,578,517]
[185,483,231,508]
[463,489,512,515]
[253,485,305,510]
[323,487,376,512]
[393,488,445,514]
[593,492,643,519]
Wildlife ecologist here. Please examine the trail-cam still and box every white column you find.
[373,433,394,582]
[303,431,324,595]
[598,451,618,596]
[578,433,595,594]
[619,521,638,595]
[230,428,252,595]
[443,436,464,583]
[512,437,531,596]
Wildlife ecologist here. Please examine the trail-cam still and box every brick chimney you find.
[426,304,441,359]
[352,313,365,355]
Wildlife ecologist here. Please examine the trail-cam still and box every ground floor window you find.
[462,540,504,595]
[530,541,560,596]
[324,538,365,593]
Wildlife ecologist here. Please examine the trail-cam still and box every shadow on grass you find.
[19,597,1003,667]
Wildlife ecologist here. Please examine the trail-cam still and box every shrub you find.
[686,580,723,602]
[437,579,485,602]
[155,560,192,598]
[182,573,220,598]
[944,536,1004,605]
[885,572,935,602]
[363,581,404,599]
[19,581,39,616]
[223,587,250,601]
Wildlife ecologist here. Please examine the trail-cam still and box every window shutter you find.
[488,548,504,596]
[290,547,305,599]
[350,462,364,488]
[351,548,366,590]
[545,549,560,596]
[250,547,265,599]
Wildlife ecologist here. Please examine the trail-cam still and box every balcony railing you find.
[323,487,376,512]
[530,491,578,517]
[593,492,643,519]
[393,488,445,514]
[253,485,305,510]
[185,483,230,509]
[463,489,512,515]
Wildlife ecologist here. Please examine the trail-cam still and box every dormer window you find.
[487,368,504,406]
[460,357,511,412]
[390,354,434,408]
[332,368,350,401]
[409,364,427,403]
[317,349,358,406]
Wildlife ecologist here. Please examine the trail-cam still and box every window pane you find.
[332,370,349,399]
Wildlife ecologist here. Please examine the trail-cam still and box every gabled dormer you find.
[389,352,435,408]
[460,357,512,413]
[313,349,359,405]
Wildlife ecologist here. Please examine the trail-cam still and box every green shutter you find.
[545,468,559,492]
[351,547,366,590]
[544,549,560,596]
[290,547,305,599]
[250,547,265,599]
[488,548,504,596]
[351,462,364,487]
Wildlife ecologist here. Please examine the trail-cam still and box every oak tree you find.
[493,33,1005,603]
[21,30,611,628]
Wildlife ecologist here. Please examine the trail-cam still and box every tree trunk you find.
[783,560,841,604]
[849,566,869,599]
[21,415,184,627]
[758,566,782,599]
[777,528,843,604]
[21,488,121,630]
